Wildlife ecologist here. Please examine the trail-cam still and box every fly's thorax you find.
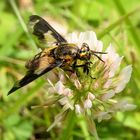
[54,43,78,60]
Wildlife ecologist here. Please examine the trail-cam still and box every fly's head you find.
[78,42,107,63]
[78,43,91,60]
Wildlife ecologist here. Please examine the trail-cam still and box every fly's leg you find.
[74,61,92,74]
[73,61,96,79]
[72,61,90,74]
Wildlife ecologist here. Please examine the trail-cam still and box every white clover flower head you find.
[46,31,134,130]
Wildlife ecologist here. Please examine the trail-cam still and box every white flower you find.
[56,31,133,113]
[45,31,134,131]
[66,31,133,113]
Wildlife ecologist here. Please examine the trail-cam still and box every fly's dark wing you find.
[28,15,67,45]
[7,60,62,95]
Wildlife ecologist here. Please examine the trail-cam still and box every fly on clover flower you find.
[8,15,106,95]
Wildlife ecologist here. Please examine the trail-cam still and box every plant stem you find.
[8,0,37,51]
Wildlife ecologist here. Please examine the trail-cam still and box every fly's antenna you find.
[91,51,107,62]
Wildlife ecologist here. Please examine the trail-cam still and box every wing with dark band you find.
[28,15,67,44]
[7,60,62,95]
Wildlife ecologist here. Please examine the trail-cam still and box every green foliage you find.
[0,0,140,139]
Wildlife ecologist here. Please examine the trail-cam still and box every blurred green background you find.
[0,0,140,139]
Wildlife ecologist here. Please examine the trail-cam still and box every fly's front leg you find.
[73,61,92,75]
[72,60,96,79]
[83,61,96,79]
[70,60,81,76]
[83,61,92,75]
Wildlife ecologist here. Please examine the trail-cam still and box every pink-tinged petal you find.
[115,84,126,93]
[119,65,132,83]
[78,31,99,50]
[94,111,112,122]
[85,31,98,50]
[102,44,123,78]
[63,88,73,96]
[109,56,123,78]
[75,104,82,114]
[102,44,114,61]
[101,90,115,101]
[66,31,103,52]
[59,97,68,105]
[96,40,103,52]
[66,32,78,44]
[59,97,74,110]
[70,73,82,89]
[84,99,92,109]
[115,65,132,93]
[78,32,85,47]
[74,79,82,89]
[83,31,103,51]
[112,100,136,111]
[55,81,65,95]
[87,92,95,101]
[122,103,136,111]
[104,79,112,88]
[58,71,66,83]
[93,82,99,89]
[71,32,78,43]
